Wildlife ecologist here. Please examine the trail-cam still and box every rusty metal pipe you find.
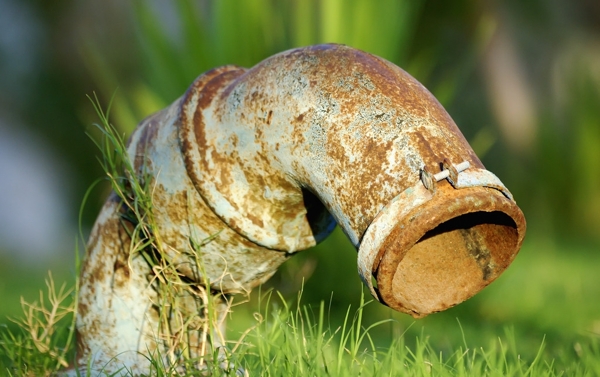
[67,44,525,375]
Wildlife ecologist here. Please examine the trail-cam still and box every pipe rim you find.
[371,183,526,317]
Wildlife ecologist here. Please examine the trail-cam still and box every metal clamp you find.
[420,160,470,193]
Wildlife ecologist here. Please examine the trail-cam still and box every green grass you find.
[2,250,600,376]
[228,288,600,376]
[226,237,600,376]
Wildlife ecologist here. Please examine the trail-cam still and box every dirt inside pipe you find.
[375,187,526,318]
[391,211,518,315]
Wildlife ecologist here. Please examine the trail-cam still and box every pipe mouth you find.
[364,183,525,318]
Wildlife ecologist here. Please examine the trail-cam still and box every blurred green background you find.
[1,0,599,368]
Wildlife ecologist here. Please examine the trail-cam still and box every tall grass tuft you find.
[87,94,247,372]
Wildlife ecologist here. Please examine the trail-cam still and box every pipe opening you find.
[301,187,336,243]
[389,211,519,316]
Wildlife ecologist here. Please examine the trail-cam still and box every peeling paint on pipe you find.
[66,44,526,375]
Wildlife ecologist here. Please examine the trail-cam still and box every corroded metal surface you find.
[66,44,526,375]
[74,193,159,373]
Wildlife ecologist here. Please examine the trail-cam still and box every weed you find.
[0,272,76,376]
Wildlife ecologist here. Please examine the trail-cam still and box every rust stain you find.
[70,44,526,375]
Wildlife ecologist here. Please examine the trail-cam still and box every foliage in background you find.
[533,48,600,237]
[82,0,430,134]
[3,0,600,375]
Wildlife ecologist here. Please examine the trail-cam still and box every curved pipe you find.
[68,44,526,375]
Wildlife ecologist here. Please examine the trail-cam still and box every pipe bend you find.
[180,44,488,252]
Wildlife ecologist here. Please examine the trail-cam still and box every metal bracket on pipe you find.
[420,160,470,193]
[420,160,513,200]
